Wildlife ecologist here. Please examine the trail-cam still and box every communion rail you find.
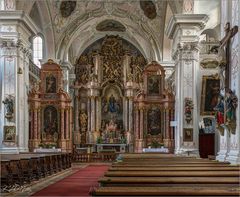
[73,152,117,162]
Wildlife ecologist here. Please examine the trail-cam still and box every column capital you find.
[0,11,40,43]
[165,14,209,40]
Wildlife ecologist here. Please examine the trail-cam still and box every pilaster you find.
[166,14,208,156]
[0,11,39,153]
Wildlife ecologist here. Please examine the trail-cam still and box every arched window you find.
[33,36,43,67]
[0,0,5,10]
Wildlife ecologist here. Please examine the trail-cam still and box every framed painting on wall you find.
[183,128,193,142]
[201,75,220,115]
[147,75,161,96]
[3,126,16,142]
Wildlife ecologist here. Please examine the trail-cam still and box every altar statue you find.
[109,94,116,113]
[106,119,117,132]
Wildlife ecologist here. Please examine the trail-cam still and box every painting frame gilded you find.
[3,126,16,142]
[183,128,193,142]
[200,75,220,115]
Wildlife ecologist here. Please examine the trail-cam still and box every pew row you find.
[99,176,240,187]
[0,153,71,192]
[104,171,240,177]
[109,166,240,171]
[92,186,240,196]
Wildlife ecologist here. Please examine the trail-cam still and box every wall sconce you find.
[17,67,23,74]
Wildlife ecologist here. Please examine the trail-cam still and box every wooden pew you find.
[99,176,240,187]
[1,159,14,189]
[104,170,240,177]
[94,154,240,196]
[109,166,240,171]
[0,153,72,192]
[92,186,240,196]
[112,162,232,167]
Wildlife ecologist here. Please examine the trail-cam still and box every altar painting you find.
[147,108,161,135]
[147,75,160,95]
[46,74,57,93]
[43,106,58,141]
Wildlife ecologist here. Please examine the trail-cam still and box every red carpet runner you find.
[32,165,109,196]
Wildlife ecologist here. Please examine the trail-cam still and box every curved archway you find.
[56,15,162,63]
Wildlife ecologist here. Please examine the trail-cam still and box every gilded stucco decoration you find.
[101,35,123,81]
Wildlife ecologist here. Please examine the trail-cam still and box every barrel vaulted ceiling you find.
[17,0,185,63]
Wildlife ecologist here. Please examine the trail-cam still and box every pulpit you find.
[28,59,72,152]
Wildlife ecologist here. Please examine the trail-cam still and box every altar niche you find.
[73,35,146,152]
[100,85,124,144]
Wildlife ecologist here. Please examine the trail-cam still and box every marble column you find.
[37,108,41,140]
[30,110,34,140]
[74,93,80,132]
[66,108,69,140]
[61,109,65,140]
[91,96,96,133]
[165,109,170,140]
[128,97,133,135]
[87,97,91,132]
[124,98,129,131]
[33,109,38,140]
[166,14,208,155]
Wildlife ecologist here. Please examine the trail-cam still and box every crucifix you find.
[219,22,238,90]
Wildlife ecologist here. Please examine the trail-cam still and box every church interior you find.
[0,0,239,196]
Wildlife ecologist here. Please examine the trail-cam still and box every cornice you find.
[0,11,40,35]
[165,14,209,39]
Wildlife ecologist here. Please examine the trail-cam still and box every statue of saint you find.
[80,111,88,132]
[2,96,14,119]
[214,95,224,125]
[109,94,116,113]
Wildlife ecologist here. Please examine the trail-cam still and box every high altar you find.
[73,35,174,152]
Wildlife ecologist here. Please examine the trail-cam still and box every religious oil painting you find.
[183,128,193,142]
[147,75,160,96]
[46,74,57,93]
[147,108,161,135]
[43,106,58,139]
[3,126,16,142]
[201,75,220,115]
